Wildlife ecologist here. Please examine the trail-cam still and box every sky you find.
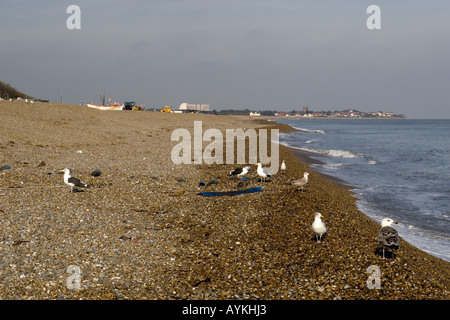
[1,0,449,118]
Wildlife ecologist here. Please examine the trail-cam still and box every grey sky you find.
[1,1,449,118]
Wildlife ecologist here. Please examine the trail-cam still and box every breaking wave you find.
[292,126,326,134]
[300,147,364,159]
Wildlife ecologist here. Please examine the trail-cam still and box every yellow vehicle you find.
[161,106,171,112]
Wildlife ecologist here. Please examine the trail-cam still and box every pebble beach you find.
[0,100,449,300]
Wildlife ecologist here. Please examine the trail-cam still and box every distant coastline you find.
[264,115,407,120]
[253,115,408,121]
[218,108,406,119]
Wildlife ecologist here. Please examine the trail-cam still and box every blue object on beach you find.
[91,169,102,177]
[197,187,263,197]
[0,165,11,171]
[239,176,258,181]
[206,178,219,187]
[198,180,207,188]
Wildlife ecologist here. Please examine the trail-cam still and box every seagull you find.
[378,218,400,259]
[257,163,271,182]
[228,165,251,178]
[311,212,327,243]
[292,172,309,189]
[62,168,88,193]
[280,160,286,174]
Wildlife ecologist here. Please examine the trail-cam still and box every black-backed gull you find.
[62,168,88,193]
[228,165,251,178]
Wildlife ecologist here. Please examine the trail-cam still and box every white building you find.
[179,102,210,112]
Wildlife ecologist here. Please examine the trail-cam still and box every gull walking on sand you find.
[378,218,400,259]
[62,168,88,193]
[280,160,286,174]
[257,163,271,182]
[292,172,309,189]
[312,212,327,243]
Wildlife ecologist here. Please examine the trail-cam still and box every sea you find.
[274,118,450,261]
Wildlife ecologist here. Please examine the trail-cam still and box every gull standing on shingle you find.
[378,218,400,259]
[292,172,309,189]
[280,160,286,174]
[257,163,271,182]
[311,212,327,243]
[62,168,88,193]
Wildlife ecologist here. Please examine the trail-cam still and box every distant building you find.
[179,102,210,112]
[249,112,261,116]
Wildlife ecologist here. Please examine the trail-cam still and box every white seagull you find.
[292,172,309,189]
[228,165,251,178]
[311,212,327,243]
[257,163,271,182]
[62,168,88,193]
[378,218,400,259]
[280,160,286,174]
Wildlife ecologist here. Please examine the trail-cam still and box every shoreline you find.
[264,118,450,262]
[250,117,358,190]
[1,101,449,300]
[248,118,450,290]
[287,148,355,190]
